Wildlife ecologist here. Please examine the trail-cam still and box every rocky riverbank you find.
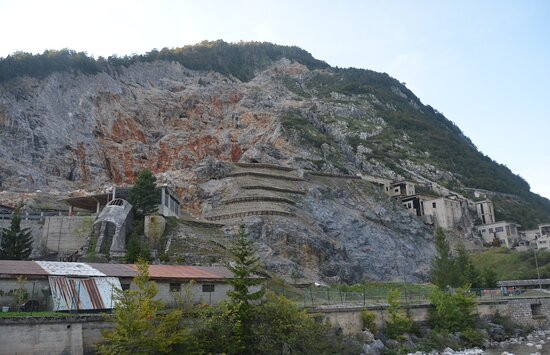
[399,329,550,355]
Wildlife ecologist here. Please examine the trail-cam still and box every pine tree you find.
[455,243,481,288]
[0,209,33,260]
[430,227,458,289]
[128,169,158,217]
[227,225,265,354]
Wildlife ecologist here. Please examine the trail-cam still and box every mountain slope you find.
[0,41,548,282]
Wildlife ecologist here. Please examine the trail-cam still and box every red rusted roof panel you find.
[126,264,233,280]
[0,260,48,276]
[87,263,136,277]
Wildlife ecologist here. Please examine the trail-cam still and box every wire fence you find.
[0,210,94,221]
[269,286,550,308]
[270,286,433,308]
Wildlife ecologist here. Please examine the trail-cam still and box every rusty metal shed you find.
[49,276,121,311]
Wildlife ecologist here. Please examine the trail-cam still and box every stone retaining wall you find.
[229,171,304,181]
[241,185,305,194]
[313,297,550,335]
[235,162,296,171]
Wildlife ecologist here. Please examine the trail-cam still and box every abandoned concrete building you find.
[63,185,180,218]
[0,261,253,311]
[536,235,550,250]
[360,175,393,194]
[479,221,521,248]
[390,180,416,198]
[540,224,550,238]
[92,198,134,259]
[475,200,496,225]
[421,197,465,230]
[522,228,541,244]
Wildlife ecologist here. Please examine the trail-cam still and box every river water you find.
[408,330,550,355]
[484,329,550,355]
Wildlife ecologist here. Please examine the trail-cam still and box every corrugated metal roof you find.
[49,276,121,311]
[126,264,233,280]
[0,261,236,281]
[0,260,48,277]
[87,263,136,277]
[36,261,106,276]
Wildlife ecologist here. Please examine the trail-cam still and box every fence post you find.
[31,281,36,316]
[363,287,366,306]
[327,288,330,305]
[310,288,315,307]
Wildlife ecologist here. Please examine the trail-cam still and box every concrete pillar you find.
[161,188,166,214]
[68,205,73,216]
[96,201,100,214]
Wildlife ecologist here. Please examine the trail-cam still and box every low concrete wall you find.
[0,316,111,355]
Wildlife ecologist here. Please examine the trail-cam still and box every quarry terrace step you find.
[204,210,296,221]
[234,162,296,171]
[206,201,293,216]
[221,196,296,205]
[240,185,305,195]
[228,171,305,181]
[309,172,361,179]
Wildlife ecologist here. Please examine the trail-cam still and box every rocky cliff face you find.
[0,43,544,282]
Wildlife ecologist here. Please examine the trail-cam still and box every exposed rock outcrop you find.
[0,56,442,282]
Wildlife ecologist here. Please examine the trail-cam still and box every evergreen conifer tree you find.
[0,209,33,260]
[430,227,458,289]
[227,225,265,354]
[455,243,482,288]
[128,169,158,217]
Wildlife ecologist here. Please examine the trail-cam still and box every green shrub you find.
[385,289,413,339]
[429,288,476,332]
[460,328,486,347]
[361,309,377,334]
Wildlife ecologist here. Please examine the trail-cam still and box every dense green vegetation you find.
[100,229,356,354]
[430,228,497,288]
[0,41,327,83]
[0,311,66,318]
[470,247,550,280]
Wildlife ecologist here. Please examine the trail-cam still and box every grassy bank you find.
[470,248,550,280]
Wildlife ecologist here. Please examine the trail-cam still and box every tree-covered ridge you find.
[0,40,327,83]
[294,69,550,227]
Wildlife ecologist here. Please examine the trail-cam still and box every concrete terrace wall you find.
[0,316,111,355]
[42,216,94,256]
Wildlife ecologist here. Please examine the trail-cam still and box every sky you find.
[1,0,549,198]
